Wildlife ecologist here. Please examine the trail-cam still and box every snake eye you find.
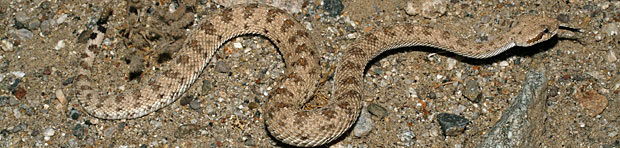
[543,28,549,33]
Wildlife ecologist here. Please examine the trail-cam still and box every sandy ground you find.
[1,0,619,147]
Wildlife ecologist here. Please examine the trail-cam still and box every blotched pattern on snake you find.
[76,4,558,147]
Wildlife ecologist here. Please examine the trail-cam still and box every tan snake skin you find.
[76,4,559,147]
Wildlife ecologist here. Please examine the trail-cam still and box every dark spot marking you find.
[383,27,396,36]
[347,46,366,57]
[243,4,258,19]
[157,52,173,63]
[89,32,98,39]
[344,61,362,70]
[274,88,294,97]
[128,70,143,81]
[296,30,309,37]
[339,76,358,86]
[295,44,308,54]
[79,61,90,70]
[201,22,217,35]
[322,110,337,119]
[220,7,234,23]
[292,58,308,67]
[164,70,180,79]
[288,36,297,43]
[176,55,190,64]
[280,19,295,33]
[87,45,99,52]
[338,102,350,109]
[441,31,451,39]
[300,135,308,141]
[114,96,124,103]
[364,34,379,45]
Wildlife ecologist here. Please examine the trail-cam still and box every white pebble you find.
[55,40,65,50]
[1,39,14,52]
[56,14,68,24]
[347,33,357,39]
[11,71,25,78]
[499,61,509,67]
[446,58,457,70]
[608,50,618,63]
[43,128,55,137]
[13,108,22,118]
[233,42,243,49]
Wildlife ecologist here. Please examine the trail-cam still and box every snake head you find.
[512,15,559,47]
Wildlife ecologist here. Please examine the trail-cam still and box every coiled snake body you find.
[77,4,558,147]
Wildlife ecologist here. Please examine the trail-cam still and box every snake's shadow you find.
[364,36,560,73]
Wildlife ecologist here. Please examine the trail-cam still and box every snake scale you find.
[76,3,559,147]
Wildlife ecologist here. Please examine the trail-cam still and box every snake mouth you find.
[526,27,550,44]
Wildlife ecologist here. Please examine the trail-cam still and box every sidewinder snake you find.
[76,3,559,147]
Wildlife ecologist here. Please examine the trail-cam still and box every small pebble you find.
[352,108,373,137]
[499,61,509,67]
[462,79,482,102]
[190,99,201,110]
[0,96,8,106]
[398,131,416,146]
[56,14,68,24]
[15,12,29,22]
[62,77,74,85]
[602,22,619,36]
[574,91,608,117]
[607,50,618,63]
[174,124,200,138]
[54,40,65,50]
[103,126,116,137]
[28,19,41,30]
[557,14,570,23]
[11,71,25,78]
[66,108,81,120]
[8,97,19,106]
[1,40,14,52]
[179,96,193,106]
[43,128,55,137]
[436,113,470,136]
[322,0,344,17]
[446,58,457,70]
[13,108,22,118]
[14,29,34,40]
[72,124,85,139]
[367,103,387,118]
[215,61,231,73]
[233,42,243,48]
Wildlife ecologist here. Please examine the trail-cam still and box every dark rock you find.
[557,14,570,23]
[179,95,193,106]
[323,0,344,17]
[72,124,85,139]
[66,108,81,120]
[31,129,39,136]
[62,77,74,86]
[436,113,470,136]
